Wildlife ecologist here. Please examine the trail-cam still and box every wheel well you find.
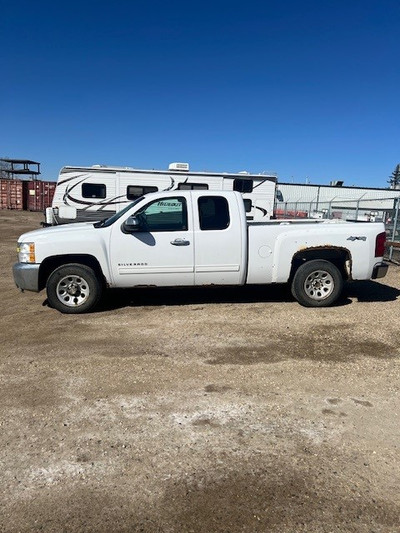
[289,247,351,281]
[39,254,105,291]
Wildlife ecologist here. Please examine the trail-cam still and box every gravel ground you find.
[0,210,399,533]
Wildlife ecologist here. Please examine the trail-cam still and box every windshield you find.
[94,197,144,228]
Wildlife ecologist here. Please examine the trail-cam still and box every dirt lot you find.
[0,210,399,533]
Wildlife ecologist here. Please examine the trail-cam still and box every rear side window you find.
[233,179,253,193]
[198,196,230,230]
[82,183,106,199]
[177,183,209,190]
[127,185,158,200]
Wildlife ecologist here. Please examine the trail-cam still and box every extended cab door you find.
[109,195,194,287]
[192,192,247,285]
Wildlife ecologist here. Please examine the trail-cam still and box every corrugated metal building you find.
[276,182,400,220]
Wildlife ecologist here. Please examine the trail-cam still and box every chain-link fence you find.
[275,196,400,262]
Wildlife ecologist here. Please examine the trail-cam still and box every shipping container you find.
[24,181,56,211]
[0,179,56,211]
[0,179,25,210]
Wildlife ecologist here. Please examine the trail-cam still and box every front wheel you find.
[46,263,102,314]
[291,260,343,307]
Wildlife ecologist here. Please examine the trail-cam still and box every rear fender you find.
[289,247,352,282]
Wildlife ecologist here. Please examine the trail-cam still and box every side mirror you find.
[122,215,142,233]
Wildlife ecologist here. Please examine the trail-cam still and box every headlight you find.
[17,242,36,263]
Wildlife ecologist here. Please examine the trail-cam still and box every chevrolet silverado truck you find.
[13,190,388,313]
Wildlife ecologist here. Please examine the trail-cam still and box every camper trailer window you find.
[127,185,158,200]
[243,199,252,213]
[198,196,230,230]
[233,179,253,193]
[177,183,209,190]
[82,183,106,199]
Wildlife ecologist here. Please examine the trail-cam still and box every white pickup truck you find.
[13,190,388,313]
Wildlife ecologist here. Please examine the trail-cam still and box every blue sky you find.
[1,0,399,187]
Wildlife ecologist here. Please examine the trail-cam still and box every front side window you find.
[82,183,106,199]
[136,197,188,232]
[233,179,253,193]
[198,196,230,230]
[127,185,158,200]
[177,183,209,190]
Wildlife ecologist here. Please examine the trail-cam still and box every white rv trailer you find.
[45,162,277,225]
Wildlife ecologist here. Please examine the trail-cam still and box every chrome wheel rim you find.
[304,270,334,300]
[56,275,90,307]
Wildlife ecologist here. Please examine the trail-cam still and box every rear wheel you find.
[46,263,102,314]
[291,260,343,307]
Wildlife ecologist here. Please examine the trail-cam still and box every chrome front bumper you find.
[13,263,40,292]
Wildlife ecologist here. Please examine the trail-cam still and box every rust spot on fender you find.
[293,245,353,279]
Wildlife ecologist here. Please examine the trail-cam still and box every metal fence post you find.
[355,193,366,221]
[389,198,400,260]
[328,196,337,219]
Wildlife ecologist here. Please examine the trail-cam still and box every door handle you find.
[170,238,190,246]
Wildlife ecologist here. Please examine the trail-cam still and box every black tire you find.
[291,259,343,307]
[46,263,102,314]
